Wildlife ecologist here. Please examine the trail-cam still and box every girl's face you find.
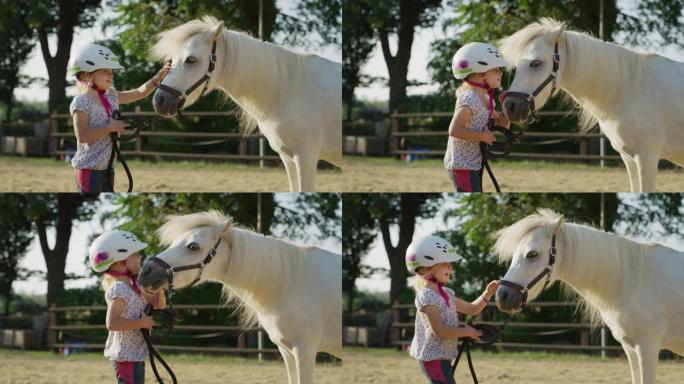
[483,67,503,88]
[81,69,113,90]
[125,253,143,274]
[430,262,453,284]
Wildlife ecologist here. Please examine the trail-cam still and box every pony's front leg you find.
[278,152,300,192]
[293,151,318,192]
[634,148,659,192]
[618,152,638,192]
[293,343,317,384]
[621,342,641,384]
[277,344,298,384]
[635,341,660,384]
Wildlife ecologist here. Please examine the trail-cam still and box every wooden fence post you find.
[47,304,57,353]
[49,111,59,158]
[390,301,399,350]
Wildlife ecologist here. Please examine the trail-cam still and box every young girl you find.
[67,43,171,193]
[90,230,165,384]
[405,235,499,384]
[445,42,510,192]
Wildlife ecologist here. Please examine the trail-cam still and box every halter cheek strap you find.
[499,234,557,309]
[146,237,222,296]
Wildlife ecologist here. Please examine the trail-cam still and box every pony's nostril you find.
[143,265,151,276]
[500,291,508,301]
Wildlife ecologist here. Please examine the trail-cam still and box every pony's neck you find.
[557,31,644,122]
[214,31,297,123]
[210,227,303,313]
[555,223,647,313]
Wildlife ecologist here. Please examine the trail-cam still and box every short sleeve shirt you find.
[444,89,490,171]
[409,287,460,361]
[69,87,119,170]
[103,281,148,362]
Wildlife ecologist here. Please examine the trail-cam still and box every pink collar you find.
[105,265,141,295]
[464,79,494,119]
[422,275,450,307]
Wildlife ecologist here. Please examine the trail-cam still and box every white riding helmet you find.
[89,230,147,273]
[452,42,508,79]
[405,235,463,273]
[68,43,124,77]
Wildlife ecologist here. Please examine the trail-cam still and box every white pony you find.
[150,16,342,192]
[137,211,342,384]
[499,18,684,192]
[494,209,684,384]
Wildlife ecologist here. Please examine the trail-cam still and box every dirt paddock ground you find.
[2,348,682,383]
[343,347,684,384]
[0,349,342,384]
[1,155,682,192]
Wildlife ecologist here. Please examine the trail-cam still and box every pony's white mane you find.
[157,210,312,327]
[150,15,311,134]
[494,208,655,326]
[499,18,649,133]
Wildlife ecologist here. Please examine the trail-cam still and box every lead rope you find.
[107,110,136,192]
[142,292,178,384]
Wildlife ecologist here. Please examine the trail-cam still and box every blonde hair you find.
[412,266,433,293]
[100,273,118,293]
[99,260,125,293]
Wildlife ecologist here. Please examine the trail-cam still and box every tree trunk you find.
[380,193,420,305]
[378,0,419,114]
[36,194,79,309]
[38,0,77,115]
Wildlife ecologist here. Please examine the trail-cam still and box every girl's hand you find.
[484,280,500,299]
[152,291,166,309]
[152,63,172,86]
[481,130,496,145]
[495,114,510,128]
[466,326,483,341]
[139,314,157,330]
[108,119,128,134]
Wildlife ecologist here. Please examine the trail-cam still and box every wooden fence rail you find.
[382,110,622,163]
[49,108,278,163]
[48,304,278,358]
[390,301,621,354]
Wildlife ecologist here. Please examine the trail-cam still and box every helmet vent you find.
[118,248,128,253]
[86,60,95,65]
[424,255,434,260]
[478,61,488,66]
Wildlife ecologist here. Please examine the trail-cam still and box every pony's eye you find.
[185,56,198,64]
[525,250,538,259]
[530,60,542,68]
[187,242,200,251]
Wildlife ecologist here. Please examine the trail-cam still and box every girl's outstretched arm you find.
[455,280,500,316]
[118,63,171,105]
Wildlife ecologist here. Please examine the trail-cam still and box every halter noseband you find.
[501,41,560,123]
[157,40,218,112]
[146,237,222,295]
[499,234,557,310]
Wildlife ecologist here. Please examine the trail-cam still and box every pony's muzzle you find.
[496,285,524,313]
[137,259,170,291]
[502,96,531,124]
[153,89,180,117]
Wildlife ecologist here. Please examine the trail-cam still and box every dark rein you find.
[106,111,166,192]
[139,237,222,384]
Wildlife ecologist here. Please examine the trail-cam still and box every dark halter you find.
[145,237,222,295]
[157,40,217,112]
[499,234,557,310]
[501,41,560,124]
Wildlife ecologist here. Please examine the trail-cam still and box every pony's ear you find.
[553,22,566,43]
[211,21,225,40]
[219,217,233,236]
[551,216,564,234]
